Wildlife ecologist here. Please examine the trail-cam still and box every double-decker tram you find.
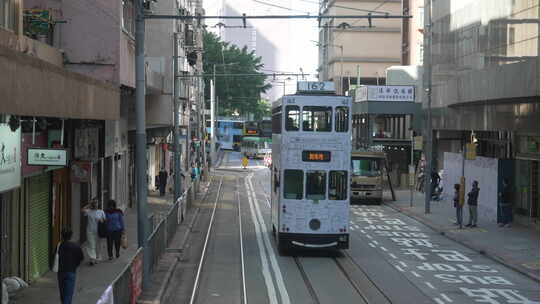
[217,120,244,150]
[271,81,352,253]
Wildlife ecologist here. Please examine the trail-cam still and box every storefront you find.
[514,135,540,225]
[0,123,22,279]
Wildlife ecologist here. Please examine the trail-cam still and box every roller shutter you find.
[28,173,51,281]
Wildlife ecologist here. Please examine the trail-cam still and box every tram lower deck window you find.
[329,171,348,200]
[306,170,326,200]
[283,170,303,199]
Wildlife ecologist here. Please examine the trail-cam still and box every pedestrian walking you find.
[158,169,168,196]
[57,227,84,304]
[105,200,125,259]
[466,181,480,228]
[498,178,513,228]
[81,199,106,265]
[242,155,249,170]
[431,170,441,195]
[453,183,463,227]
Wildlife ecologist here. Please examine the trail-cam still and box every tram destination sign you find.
[297,81,336,94]
[302,150,331,162]
[355,85,415,102]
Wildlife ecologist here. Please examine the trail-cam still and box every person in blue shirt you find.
[105,200,124,259]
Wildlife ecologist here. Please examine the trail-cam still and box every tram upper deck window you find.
[302,106,332,132]
[283,170,303,199]
[306,170,326,200]
[329,171,348,200]
[335,106,349,132]
[233,122,244,129]
[285,105,300,131]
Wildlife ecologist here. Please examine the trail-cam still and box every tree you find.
[203,31,271,118]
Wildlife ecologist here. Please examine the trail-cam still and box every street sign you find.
[27,148,68,166]
[409,165,416,187]
[466,143,477,160]
[414,136,423,150]
[355,85,415,102]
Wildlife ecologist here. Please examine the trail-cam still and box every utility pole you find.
[173,32,182,202]
[210,79,216,165]
[135,0,150,287]
[423,0,433,214]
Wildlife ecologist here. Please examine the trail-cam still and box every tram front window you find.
[335,106,349,132]
[352,158,381,177]
[284,170,303,199]
[306,170,326,200]
[285,105,300,131]
[329,171,348,200]
[302,106,332,132]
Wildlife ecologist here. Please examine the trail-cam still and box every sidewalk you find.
[388,190,540,283]
[12,193,174,304]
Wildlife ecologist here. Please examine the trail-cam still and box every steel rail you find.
[340,251,394,304]
[293,257,321,304]
[188,176,224,304]
[237,177,248,304]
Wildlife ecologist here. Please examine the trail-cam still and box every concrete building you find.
[318,0,402,93]
[427,0,540,227]
[0,0,205,284]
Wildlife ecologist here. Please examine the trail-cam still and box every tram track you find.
[188,154,248,304]
[292,252,392,304]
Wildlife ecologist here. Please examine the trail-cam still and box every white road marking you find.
[244,178,279,304]
[366,235,373,239]
[372,240,379,245]
[350,227,356,231]
[399,261,408,268]
[247,176,291,304]
[440,293,452,302]
[434,298,445,304]
[389,254,398,259]
[360,229,366,234]
[380,246,388,252]
[395,265,405,272]
[369,243,376,248]
[411,271,422,278]
[426,282,436,290]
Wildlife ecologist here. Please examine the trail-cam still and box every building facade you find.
[428,0,540,226]
[318,0,402,93]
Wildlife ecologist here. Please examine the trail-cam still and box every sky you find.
[203,0,320,100]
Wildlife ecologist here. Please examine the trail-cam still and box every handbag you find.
[52,243,60,272]
[98,220,108,238]
[121,233,128,249]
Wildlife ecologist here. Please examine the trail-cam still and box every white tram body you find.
[271,82,352,251]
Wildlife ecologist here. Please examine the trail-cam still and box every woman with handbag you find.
[82,199,106,265]
[105,199,125,259]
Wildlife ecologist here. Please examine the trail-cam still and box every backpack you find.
[98,220,108,238]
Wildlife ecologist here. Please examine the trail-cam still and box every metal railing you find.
[99,180,198,303]
[109,248,143,304]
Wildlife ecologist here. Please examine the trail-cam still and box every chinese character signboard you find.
[27,148,68,166]
[0,124,21,193]
[355,85,415,102]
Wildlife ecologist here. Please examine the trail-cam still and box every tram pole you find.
[173,32,182,202]
[135,0,150,287]
[423,0,433,214]
[210,79,216,167]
